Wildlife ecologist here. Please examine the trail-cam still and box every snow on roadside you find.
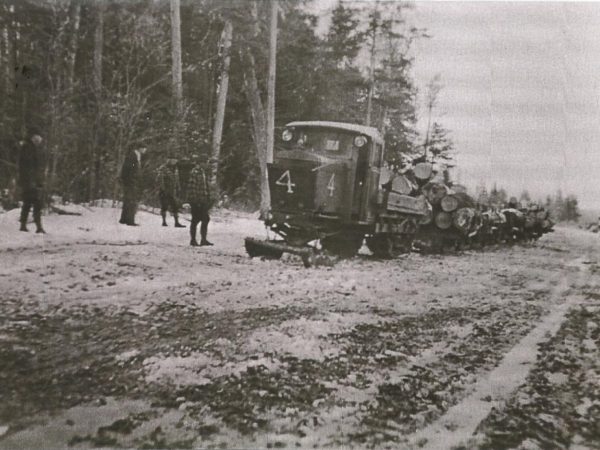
[0,205,265,253]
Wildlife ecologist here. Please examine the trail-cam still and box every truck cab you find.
[270,121,384,227]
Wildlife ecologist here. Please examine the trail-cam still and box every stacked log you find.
[520,206,554,238]
[434,211,453,230]
[452,207,476,234]
[422,182,450,206]
[441,192,475,213]
[390,173,416,195]
[501,208,526,241]
[380,157,555,252]
[413,162,433,183]
[420,201,433,225]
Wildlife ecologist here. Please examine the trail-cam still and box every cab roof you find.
[285,121,384,145]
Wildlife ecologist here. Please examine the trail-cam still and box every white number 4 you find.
[327,174,336,197]
[275,170,296,194]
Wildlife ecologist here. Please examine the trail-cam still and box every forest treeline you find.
[0,0,582,221]
[1,0,448,210]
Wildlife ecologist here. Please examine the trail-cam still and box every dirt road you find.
[1,207,598,449]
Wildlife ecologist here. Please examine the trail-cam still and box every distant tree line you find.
[0,0,458,210]
[475,183,581,222]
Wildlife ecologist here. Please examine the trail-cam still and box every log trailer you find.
[244,121,429,266]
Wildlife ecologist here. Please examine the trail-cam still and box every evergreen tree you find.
[519,190,531,204]
[563,195,581,222]
[314,2,364,122]
[476,183,489,207]
[326,1,362,68]
[425,122,454,166]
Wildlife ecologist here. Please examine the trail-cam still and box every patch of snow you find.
[546,372,569,385]
[116,349,140,362]
[245,313,381,361]
[143,353,217,386]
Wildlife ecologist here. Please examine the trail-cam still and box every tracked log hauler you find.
[245,121,429,266]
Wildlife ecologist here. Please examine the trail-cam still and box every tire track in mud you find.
[406,255,595,450]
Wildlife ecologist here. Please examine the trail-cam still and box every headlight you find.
[354,135,367,147]
[282,129,293,142]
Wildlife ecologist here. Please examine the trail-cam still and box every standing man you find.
[187,154,213,247]
[119,146,147,226]
[157,157,185,227]
[18,132,45,233]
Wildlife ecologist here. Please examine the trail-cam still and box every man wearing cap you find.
[187,154,213,246]
[18,132,45,233]
[119,146,147,226]
[157,158,185,228]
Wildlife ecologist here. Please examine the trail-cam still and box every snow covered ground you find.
[0,206,599,449]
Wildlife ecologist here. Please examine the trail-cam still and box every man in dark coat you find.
[119,147,146,226]
[18,133,45,233]
[157,158,185,227]
[187,155,213,246]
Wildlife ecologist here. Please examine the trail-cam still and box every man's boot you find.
[35,216,45,234]
[200,231,213,246]
[20,222,28,232]
[174,216,186,228]
[190,227,199,246]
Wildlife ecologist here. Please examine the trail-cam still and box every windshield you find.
[277,128,361,158]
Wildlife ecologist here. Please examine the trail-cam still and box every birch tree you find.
[239,1,270,216]
[210,19,232,188]
[170,0,183,152]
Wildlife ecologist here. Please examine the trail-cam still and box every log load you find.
[480,210,506,242]
[385,191,429,216]
[452,207,476,234]
[422,182,450,206]
[390,173,416,195]
[413,162,433,182]
[450,184,468,194]
[440,192,476,213]
[501,208,526,240]
[434,211,453,230]
[420,201,433,225]
[520,207,554,236]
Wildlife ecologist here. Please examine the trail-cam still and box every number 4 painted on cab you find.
[327,173,336,197]
[275,170,296,194]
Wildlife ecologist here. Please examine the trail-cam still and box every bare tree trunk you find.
[242,1,270,217]
[1,23,10,97]
[8,8,24,136]
[242,51,270,217]
[423,103,432,160]
[91,0,105,201]
[366,1,379,127]
[210,19,232,188]
[265,0,278,165]
[170,0,183,122]
[67,1,81,87]
[366,38,376,127]
[93,1,104,94]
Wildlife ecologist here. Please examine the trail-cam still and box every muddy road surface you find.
[1,207,599,449]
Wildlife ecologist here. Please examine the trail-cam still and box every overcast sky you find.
[311,1,600,210]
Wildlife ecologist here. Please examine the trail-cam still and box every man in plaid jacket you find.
[187,154,213,246]
[157,158,185,228]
